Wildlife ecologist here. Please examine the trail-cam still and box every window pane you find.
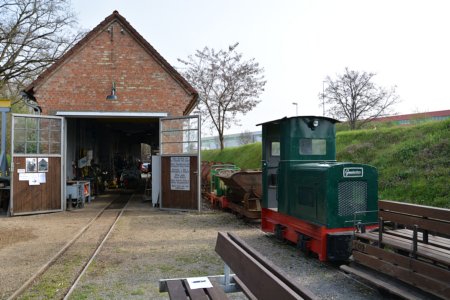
[50,143,61,154]
[26,142,38,154]
[50,130,61,143]
[14,129,26,142]
[50,119,61,130]
[14,117,26,129]
[271,142,280,156]
[40,130,50,142]
[26,130,37,142]
[39,118,50,131]
[26,118,38,130]
[14,141,25,154]
[40,142,50,154]
[299,139,326,155]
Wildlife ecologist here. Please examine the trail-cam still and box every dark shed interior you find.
[66,117,159,193]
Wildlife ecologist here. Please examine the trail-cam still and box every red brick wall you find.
[33,23,192,116]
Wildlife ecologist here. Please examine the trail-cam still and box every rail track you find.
[7,192,132,300]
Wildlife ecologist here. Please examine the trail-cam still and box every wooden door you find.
[10,114,64,216]
[160,116,200,211]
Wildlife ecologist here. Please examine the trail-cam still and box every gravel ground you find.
[0,193,384,299]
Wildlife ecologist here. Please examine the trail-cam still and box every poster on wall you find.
[170,157,190,191]
[26,158,37,172]
[38,158,49,172]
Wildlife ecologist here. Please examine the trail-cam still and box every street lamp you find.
[292,102,298,116]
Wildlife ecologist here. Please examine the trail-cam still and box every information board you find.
[170,157,190,191]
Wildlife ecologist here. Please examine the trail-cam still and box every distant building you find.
[372,110,450,125]
[202,131,262,150]
[202,110,450,149]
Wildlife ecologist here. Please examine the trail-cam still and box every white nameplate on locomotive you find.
[343,167,363,178]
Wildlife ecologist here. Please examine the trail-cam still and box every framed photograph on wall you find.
[26,158,37,172]
[38,158,49,172]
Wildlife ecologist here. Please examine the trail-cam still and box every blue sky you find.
[72,0,450,134]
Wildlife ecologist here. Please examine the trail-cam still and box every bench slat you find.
[226,232,316,300]
[355,232,450,266]
[183,279,209,300]
[231,276,257,300]
[215,232,309,300]
[205,281,229,300]
[167,280,187,299]
[340,264,424,300]
[379,210,450,234]
[385,229,450,250]
[352,240,450,284]
[352,251,450,299]
[379,200,450,222]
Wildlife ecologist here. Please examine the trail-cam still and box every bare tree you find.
[0,0,84,96]
[238,130,253,145]
[179,43,265,150]
[321,68,399,130]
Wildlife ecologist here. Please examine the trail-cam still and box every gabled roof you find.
[25,10,198,115]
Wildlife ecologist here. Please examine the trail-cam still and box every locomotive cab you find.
[259,116,378,261]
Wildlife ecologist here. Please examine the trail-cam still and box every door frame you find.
[159,115,201,211]
[10,113,65,216]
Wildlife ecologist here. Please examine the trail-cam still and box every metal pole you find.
[292,102,298,116]
[0,109,9,176]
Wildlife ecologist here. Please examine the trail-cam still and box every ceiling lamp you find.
[106,82,117,100]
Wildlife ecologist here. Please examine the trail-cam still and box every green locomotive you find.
[259,116,378,261]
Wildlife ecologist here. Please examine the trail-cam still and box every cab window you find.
[299,139,326,155]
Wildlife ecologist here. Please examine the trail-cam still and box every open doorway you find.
[64,116,160,200]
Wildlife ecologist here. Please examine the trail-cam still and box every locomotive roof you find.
[256,116,340,126]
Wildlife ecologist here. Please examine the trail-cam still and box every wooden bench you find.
[343,200,450,300]
[160,232,316,300]
[159,276,228,300]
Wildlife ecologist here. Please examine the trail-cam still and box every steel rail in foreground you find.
[7,193,132,300]
[63,195,131,299]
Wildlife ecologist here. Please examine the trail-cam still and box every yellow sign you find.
[0,99,11,108]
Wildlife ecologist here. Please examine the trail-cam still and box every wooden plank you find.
[183,279,209,300]
[379,210,450,234]
[232,276,257,300]
[355,232,450,266]
[206,281,229,300]
[215,232,306,300]
[385,229,450,250]
[340,264,426,300]
[352,240,450,283]
[226,232,316,300]
[379,200,450,222]
[357,231,450,261]
[352,251,450,299]
[166,280,187,299]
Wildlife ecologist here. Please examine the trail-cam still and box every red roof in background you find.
[25,10,198,115]
[373,110,450,122]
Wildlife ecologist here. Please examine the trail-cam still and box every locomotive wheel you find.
[296,233,311,257]
[274,224,286,242]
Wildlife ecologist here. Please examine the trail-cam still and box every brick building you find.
[11,11,200,215]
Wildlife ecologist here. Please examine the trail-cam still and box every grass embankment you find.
[201,142,262,170]
[202,120,450,208]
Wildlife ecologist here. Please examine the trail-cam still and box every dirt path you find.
[0,193,382,299]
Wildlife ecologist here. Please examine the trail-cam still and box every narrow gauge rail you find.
[7,192,132,300]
